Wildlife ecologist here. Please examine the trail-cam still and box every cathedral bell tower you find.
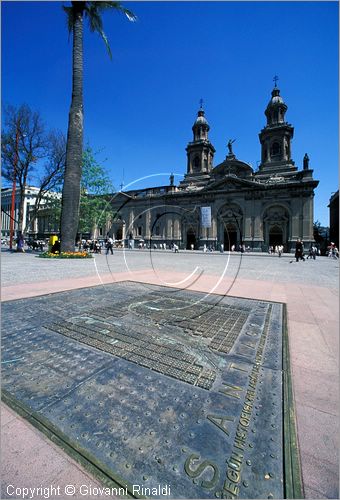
[258,80,296,176]
[185,102,215,177]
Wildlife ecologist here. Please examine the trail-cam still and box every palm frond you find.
[83,1,136,58]
[95,26,113,59]
[63,5,75,33]
[84,4,112,58]
[88,1,137,22]
[86,6,104,33]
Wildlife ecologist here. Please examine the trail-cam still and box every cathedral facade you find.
[108,85,319,252]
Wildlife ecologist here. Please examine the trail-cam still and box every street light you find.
[9,126,20,250]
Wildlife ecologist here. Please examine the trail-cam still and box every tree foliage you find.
[78,146,115,236]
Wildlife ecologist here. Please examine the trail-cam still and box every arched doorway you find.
[186,229,196,249]
[263,205,290,250]
[116,227,123,240]
[218,203,243,251]
[269,225,283,247]
[224,224,238,250]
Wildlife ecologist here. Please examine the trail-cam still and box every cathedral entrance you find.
[263,206,290,251]
[269,226,283,247]
[218,204,243,252]
[116,227,123,240]
[186,230,197,249]
[224,225,238,250]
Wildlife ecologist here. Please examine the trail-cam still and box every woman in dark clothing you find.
[295,239,305,262]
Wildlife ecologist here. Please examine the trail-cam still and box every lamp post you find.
[9,127,20,250]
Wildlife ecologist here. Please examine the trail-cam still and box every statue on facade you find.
[303,153,309,170]
[169,173,174,186]
[227,139,236,155]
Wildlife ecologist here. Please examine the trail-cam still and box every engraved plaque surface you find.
[2,283,286,499]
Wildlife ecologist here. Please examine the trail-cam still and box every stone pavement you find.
[1,405,115,500]
[1,250,339,499]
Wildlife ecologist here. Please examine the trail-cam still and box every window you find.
[271,142,281,157]
[194,156,200,169]
[138,226,142,236]
[155,226,160,236]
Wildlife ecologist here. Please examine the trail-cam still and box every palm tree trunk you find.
[60,3,84,252]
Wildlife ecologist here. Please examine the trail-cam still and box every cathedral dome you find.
[267,87,284,106]
[194,110,209,126]
[264,85,288,127]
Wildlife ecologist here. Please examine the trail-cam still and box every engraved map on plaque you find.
[2,283,286,499]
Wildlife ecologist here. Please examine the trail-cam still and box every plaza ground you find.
[1,249,339,499]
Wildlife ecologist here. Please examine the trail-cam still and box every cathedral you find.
[108,84,319,252]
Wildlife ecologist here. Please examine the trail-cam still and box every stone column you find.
[128,209,134,238]
[201,226,207,239]
[211,213,217,240]
[290,214,300,240]
[166,215,172,240]
[302,196,314,242]
[145,209,151,239]
[243,200,252,241]
[251,200,264,250]
[174,218,180,239]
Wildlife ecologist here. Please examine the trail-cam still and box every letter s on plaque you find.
[184,453,220,489]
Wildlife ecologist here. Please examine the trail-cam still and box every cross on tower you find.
[273,75,279,87]
[199,98,204,109]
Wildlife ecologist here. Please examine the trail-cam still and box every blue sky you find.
[2,1,338,226]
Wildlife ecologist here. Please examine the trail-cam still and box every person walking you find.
[295,238,305,262]
[16,233,25,253]
[312,245,317,259]
[106,236,114,255]
[307,245,317,260]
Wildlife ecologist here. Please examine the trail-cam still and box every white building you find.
[1,186,61,238]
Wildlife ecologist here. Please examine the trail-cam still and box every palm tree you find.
[60,1,136,252]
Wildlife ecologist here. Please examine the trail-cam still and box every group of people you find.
[8,234,338,262]
[328,242,339,259]
[77,237,117,255]
[26,238,45,251]
[230,244,251,252]
[78,239,104,254]
[307,245,319,260]
[14,234,46,253]
[268,245,284,257]
[293,239,320,262]
[128,240,180,252]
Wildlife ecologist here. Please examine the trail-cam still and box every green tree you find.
[60,1,137,252]
[78,146,114,238]
[313,220,329,254]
